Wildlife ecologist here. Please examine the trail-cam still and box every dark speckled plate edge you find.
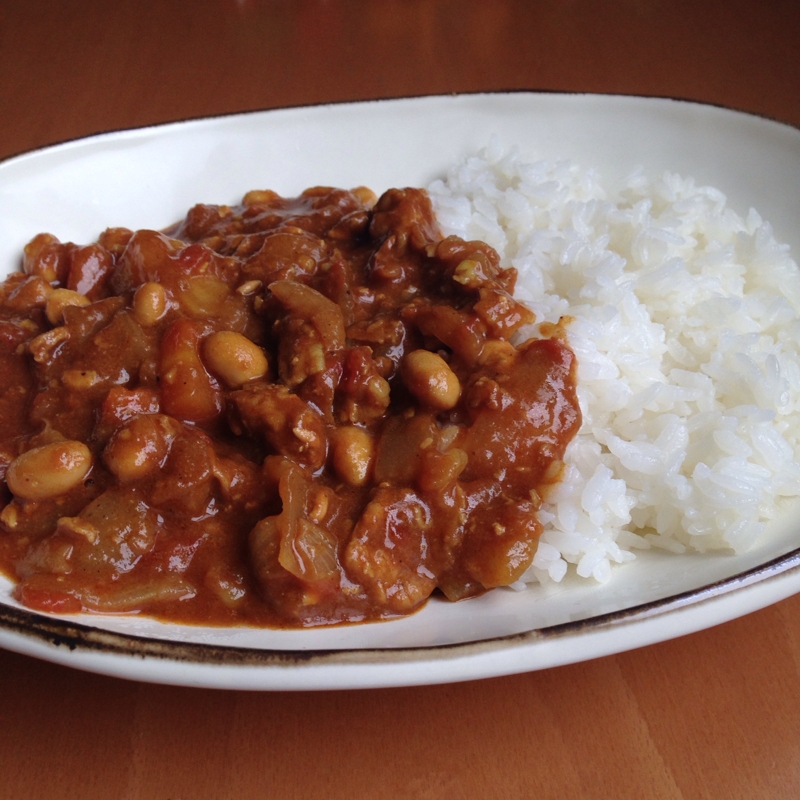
[2,543,799,669]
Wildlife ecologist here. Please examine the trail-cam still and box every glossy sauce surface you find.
[0,186,580,627]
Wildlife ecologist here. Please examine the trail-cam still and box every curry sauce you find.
[0,186,580,627]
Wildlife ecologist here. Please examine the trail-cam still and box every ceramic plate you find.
[1,93,799,690]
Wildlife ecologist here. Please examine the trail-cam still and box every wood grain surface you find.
[2,1,800,798]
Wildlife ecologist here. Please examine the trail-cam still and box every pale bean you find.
[351,186,378,208]
[202,331,268,388]
[22,233,67,283]
[401,350,461,410]
[331,426,374,487]
[103,414,179,483]
[132,282,168,326]
[6,441,92,501]
[242,189,280,205]
[45,288,90,325]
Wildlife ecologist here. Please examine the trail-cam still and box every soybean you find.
[202,331,268,388]
[401,350,461,410]
[103,415,179,483]
[133,282,168,326]
[6,441,92,501]
[331,426,374,486]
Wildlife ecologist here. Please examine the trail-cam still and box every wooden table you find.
[2,1,800,797]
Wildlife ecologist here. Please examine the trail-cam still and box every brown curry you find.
[0,185,580,627]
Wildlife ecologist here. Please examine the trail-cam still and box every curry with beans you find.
[0,185,580,627]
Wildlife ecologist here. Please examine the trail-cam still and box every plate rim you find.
[1,89,798,170]
[1,90,799,688]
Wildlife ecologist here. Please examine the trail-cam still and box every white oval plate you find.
[1,93,799,690]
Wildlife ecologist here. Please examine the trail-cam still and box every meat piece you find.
[460,337,580,488]
[231,383,328,470]
[345,487,437,613]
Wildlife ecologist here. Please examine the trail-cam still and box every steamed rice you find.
[429,140,800,586]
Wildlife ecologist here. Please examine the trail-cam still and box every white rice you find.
[428,140,800,586]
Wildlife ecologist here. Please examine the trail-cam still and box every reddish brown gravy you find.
[0,186,580,627]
